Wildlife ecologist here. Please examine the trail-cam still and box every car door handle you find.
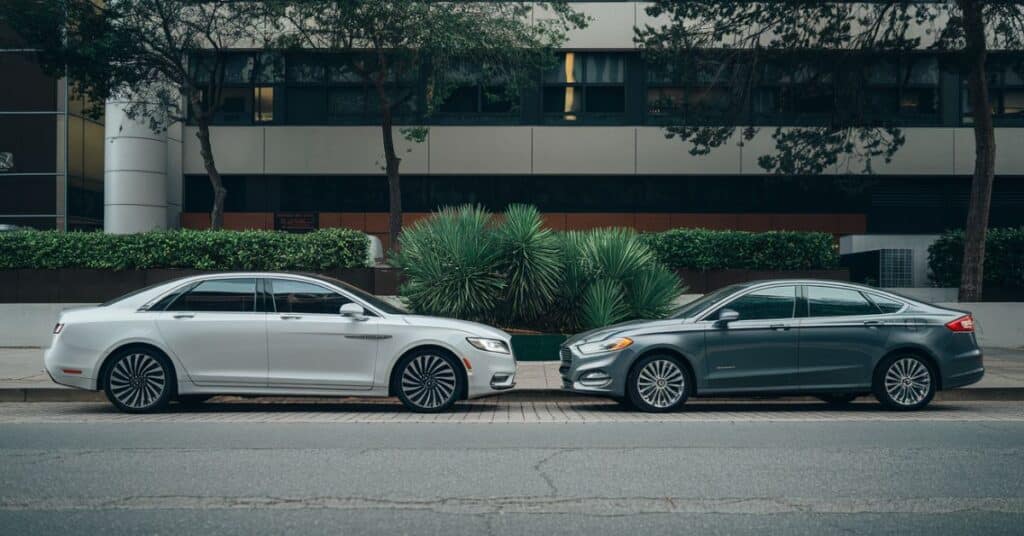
[172,313,194,319]
[280,314,302,320]
[770,324,791,331]
[863,320,883,328]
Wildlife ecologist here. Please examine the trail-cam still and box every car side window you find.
[866,293,904,314]
[270,279,353,315]
[806,286,878,317]
[711,286,796,321]
[166,279,257,312]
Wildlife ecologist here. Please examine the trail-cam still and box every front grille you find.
[559,346,572,376]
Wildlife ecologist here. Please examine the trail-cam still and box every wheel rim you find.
[108,353,166,409]
[636,359,685,409]
[401,354,457,409]
[884,357,931,406]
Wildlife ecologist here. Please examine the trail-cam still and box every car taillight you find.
[945,315,974,332]
[53,323,64,334]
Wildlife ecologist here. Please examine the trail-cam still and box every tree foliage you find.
[637,1,1024,300]
[266,1,587,249]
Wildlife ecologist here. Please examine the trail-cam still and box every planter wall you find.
[0,268,403,304]
[510,334,568,362]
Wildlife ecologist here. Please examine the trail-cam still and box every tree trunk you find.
[380,105,402,251]
[957,1,996,302]
[194,119,227,230]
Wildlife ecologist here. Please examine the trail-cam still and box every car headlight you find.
[467,337,511,355]
[577,337,633,355]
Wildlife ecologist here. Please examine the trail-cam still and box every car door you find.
[154,277,268,387]
[702,285,800,391]
[265,278,380,390]
[796,285,895,390]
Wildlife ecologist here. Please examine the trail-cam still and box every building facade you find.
[0,24,105,231]
[3,4,1024,265]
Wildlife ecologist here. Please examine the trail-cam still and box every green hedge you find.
[641,229,838,271]
[928,227,1024,288]
[0,229,369,271]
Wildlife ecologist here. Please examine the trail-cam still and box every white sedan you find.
[44,272,517,413]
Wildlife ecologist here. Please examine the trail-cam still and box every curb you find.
[1,387,1022,403]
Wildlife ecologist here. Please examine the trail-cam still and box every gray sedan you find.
[560,280,984,412]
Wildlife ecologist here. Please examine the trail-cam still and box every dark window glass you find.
[215,87,252,124]
[0,115,58,173]
[167,279,257,312]
[807,286,878,317]
[286,87,326,124]
[271,279,352,315]
[0,51,58,111]
[0,176,57,214]
[714,286,796,321]
[440,86,479,113]
[586,86,625,113]
[867,293,904,314]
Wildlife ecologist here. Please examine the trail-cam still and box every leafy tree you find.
[0,0,269,229]
[268,1,586,250]
[637,1,1024,301]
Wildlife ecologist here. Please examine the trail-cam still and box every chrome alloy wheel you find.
[400,354,458,409]
[636,359,685,409]
[108,352,167,410]
[884,357,932,406]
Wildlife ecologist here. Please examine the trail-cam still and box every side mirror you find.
[716,309,740,325]
[339,303,367,320]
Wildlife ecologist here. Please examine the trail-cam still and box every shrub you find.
[642,229,838,271]
[928,227,1024,288]
[395,206,685,331]
[0,229,369,270]
[392,205,506,321]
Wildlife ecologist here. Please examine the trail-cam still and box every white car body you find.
[44,273,517,407]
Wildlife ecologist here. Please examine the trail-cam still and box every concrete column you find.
[103,100,169,233]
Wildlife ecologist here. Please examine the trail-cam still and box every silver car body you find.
[45,272,517,400]
[560,279,984,399]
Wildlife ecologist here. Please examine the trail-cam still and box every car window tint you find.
[166,279,256,312]
[714,286,796,321]
[271,279,352,315]
[867,293,904,314]
[807,286,878,317]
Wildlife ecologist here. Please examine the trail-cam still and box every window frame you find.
[698,284,799,323]
[266,277,357,316]
[161,276,261,314]
[802,284,884,319]
[542,52,628,124]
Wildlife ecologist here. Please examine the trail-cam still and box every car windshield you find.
[308,274,409,315]
[670,284,747,319]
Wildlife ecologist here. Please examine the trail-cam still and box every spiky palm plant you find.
[393,205,504,322]
[626,267,683,319]
[495,204,564,324]
[581,279,630,330]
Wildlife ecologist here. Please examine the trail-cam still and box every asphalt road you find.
[2,410,1023,535]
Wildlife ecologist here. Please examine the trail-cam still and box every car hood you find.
[400,315,511,340]
[564,317,702,347]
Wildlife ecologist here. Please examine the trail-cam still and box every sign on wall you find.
[275,212,318,233]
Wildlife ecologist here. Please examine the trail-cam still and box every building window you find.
[645,59,732,123]
[437,62,517,123]
[543,52,626,122]
[191,52,282,125]
[862,55,939,122]
[283,53,416,125]
[254,87,274,123]
[754,59,835,119]
[963,59,1024,123]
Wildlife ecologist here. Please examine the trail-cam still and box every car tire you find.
[873,353,936,411]
[102,347,174,414]
[393,350,465,413]
[626,354,691,413]
[817,394,859,406]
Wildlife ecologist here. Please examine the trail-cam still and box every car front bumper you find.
[463,348,518,399]
[559,344,633,398]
